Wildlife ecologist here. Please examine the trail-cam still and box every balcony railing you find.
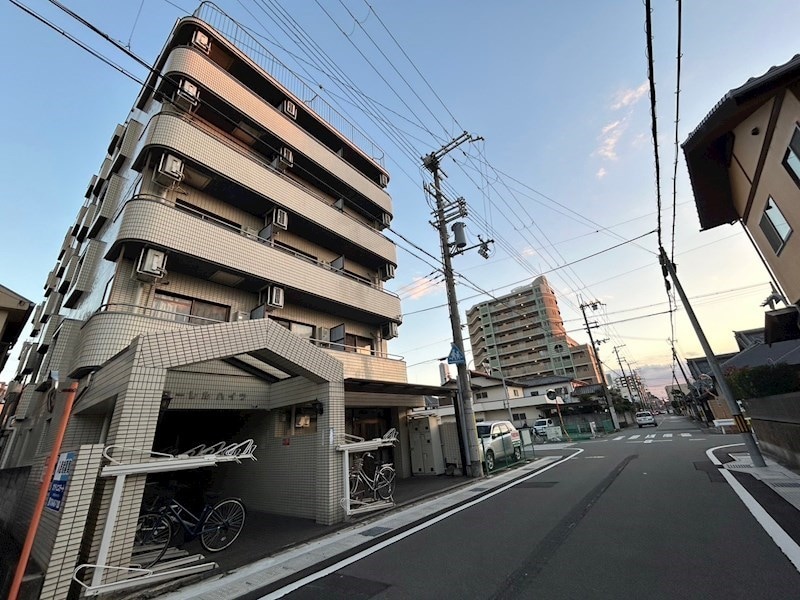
[96,303,403,361]
[193,2,384,167]
[116,194,397,297]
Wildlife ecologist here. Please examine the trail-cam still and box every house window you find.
[153,291,229,324]
[345,334,373,355]
[759,198,792,255]
[512,412,527,421]
[273,318,315,341]
[475,391,488,399]
[783,125,800,186]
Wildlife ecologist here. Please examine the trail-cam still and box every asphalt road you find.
[275,415,800,599]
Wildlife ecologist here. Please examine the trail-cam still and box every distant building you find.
[466,275,602,384]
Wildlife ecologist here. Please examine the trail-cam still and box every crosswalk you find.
[609,432,703,443]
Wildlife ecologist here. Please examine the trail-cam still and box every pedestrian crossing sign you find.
[447,344,465,365]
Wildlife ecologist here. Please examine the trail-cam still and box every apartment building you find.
[466,275,602,384]
[615,373,644,404]
[0,6,442,597]
[683,53,800,336]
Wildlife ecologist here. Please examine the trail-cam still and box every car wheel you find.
[485,450,495,472]
[513,446,522,462]
[654,423,658,427]
[638,425,642,428]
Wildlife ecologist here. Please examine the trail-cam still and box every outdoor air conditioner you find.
[191,30,211,54]
[136,248,167,278]
[379,264,396,281]
[282,99,298,120]
[267,285,284,309]
[174,78,199,111]
[153,154,184,186]
[241,226,260,238]
[381,322,398,339]
[270,208,288,230]
[232,311,250,322]
[379,173,389,188]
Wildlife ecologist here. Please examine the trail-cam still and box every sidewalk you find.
[721,451,800,512]
[142,455,565,600]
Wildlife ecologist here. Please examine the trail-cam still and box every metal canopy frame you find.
[336,429,397,517]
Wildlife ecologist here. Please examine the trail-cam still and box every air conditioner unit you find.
[174,78,199,111]
[232,311,250,322]
[137,248,167,278]
[191,29,211,54]
[282,99,298,120]
[381,322,399,340]
[153,154,184,186]
[271,208,288,230]
[379,173,389,188]
[381,212,392,227]
[267,285,284,309]
[379,264,396,281]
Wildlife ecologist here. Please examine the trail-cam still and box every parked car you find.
[533,418,555,437]
[476,421,522,471]
[635,411,657,428]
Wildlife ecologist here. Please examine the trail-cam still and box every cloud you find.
[611,81,649,110]
[521,245,538,257]
[403,276,443,300]
[596,119,626,160]
[596,167,607,179]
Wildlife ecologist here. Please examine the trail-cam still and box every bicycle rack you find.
[336,429,398,517]
[73,440,257,595]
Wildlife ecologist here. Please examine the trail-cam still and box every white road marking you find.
[613,436,625,441]
[628,434,641,440]
[646,434,656,439]
[707,444,800,574]
[257,449,586,599]
[584,456,606,459]
[680,433,692,437]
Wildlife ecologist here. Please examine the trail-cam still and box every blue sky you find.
[2,0,799,396]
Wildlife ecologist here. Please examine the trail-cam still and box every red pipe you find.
[8,382,79,600]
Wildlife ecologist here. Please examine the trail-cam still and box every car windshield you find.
[476,425,491,437]
[534,420,547,426]
[636,412,652,418]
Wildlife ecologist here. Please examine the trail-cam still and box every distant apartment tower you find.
[467,276,602,384]
[0,6,445,594]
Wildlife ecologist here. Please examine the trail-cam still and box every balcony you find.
[109,197,401,324]
[134,113,395,264]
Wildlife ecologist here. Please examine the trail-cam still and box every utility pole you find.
[613,345,635,422]
[424,133,490,478]
[580,299,620,430]
[672,345,699,418]
[660,248,765,467]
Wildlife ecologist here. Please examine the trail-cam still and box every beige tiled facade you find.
[0,8,425,597]
[467,275,602,384]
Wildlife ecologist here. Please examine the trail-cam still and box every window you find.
[475,391,488,399]
[346,333,373,355]
[759,198,792,255]
[153,291,229,324]
[273,318,315,341]
[513,412,527,421]
[783,125,800,186]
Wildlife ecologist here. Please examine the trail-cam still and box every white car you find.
[476,421,522,471]
[635,411,657,428]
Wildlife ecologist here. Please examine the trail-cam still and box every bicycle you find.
[133,492,246,568]
[349,453,396,503]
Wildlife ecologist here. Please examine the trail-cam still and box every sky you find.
[2,0,799,398]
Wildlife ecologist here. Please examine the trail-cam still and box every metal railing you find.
[193,2,384,166]
[118,195,398,297]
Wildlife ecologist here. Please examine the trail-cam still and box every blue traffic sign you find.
[447,344,465,365]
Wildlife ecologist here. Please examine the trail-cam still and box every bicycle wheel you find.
[200,498,246,552]
[132,513,172,568]
[375,466,396,501]
[350,471,365,500]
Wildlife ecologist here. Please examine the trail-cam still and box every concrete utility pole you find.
[424,133,489,478]
[580,300,620,430]
[613,345,635,421]
[660,248,766,467]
